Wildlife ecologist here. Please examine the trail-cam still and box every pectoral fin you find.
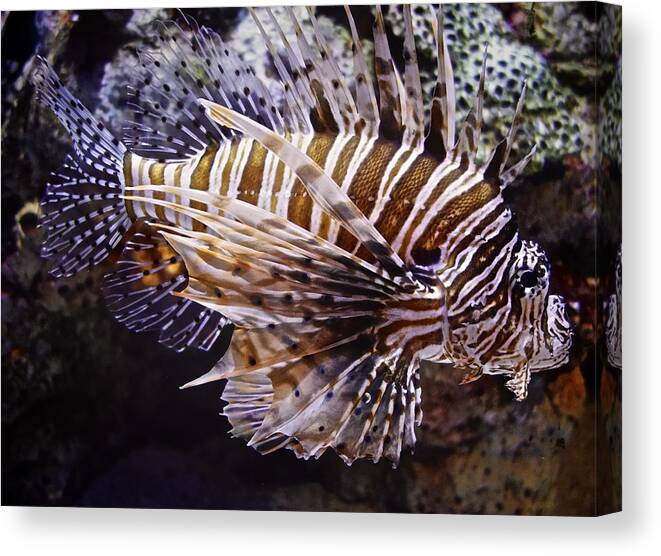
[505,360,532,401]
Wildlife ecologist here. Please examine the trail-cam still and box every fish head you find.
[507,240,572,372]
[443,239,572,397]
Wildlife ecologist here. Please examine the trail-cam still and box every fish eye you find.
[519,270,538,289]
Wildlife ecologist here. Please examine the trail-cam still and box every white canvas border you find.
[2,0,659,554]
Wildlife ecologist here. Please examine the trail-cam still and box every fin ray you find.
[426,6,456,157]
[32,58,130,278]
[373,6,404,140]
[344,6,379,133]
[124,12,284,159]
[402,5,425,147]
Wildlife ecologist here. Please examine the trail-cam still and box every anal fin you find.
[103,221,231,353]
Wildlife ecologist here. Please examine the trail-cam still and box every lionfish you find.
[606,249,622,369]
[32,5,572,466]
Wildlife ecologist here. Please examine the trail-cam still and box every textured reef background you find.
[1,3,621,514]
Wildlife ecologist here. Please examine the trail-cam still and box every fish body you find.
[33,5,572,465]
[123,136,495,267]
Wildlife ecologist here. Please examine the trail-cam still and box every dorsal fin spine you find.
[305,7,359,128]
[402,5,425,148]
[344,6,379,133]
[454,44,488,164]
[473,45,488,156]
[249,8,312,134]
[373,5,404,140]
[264,8,318,112]
[284,7,345,134]
[501,80,528,175]
[431,5,456,153]
[501,143,537,189]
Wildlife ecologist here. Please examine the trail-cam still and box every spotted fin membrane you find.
[33,58,130,279]
[31,56,231,354]
[103,221,230,352]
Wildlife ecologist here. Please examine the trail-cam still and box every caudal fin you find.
[32,56,130,278]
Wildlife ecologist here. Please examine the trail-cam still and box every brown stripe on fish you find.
[312,134,361,239]
[380,325,441,364]
[148,161,167,221]
[124,154,151,221]
[255,148,278,210]
[334,139,400,252]
[206,142,228,199]
[486,283,526,355]
[446,220,518,312]
[238,141,268,205]
[390,327,444,361]
[136,157,152,218]
[122,153,138,221]
[371,153,439,248]
[321,134,378,242]
[453,253,518,332]
[138,157,148,183]
[228,138,256,200]
[400,168,488,260]
[287,133,335,230]
[411,179,500,259]
[464,284,510,331]
[172,162,185,227]
[419,161,472,215]
[220,140,240,197]
[274,132,313,217]
[330,135,361,185]
[269,155,288,214]
[190,144,219,231]
[379,297,445,335]
[451,284,512,361]
[442,202,506,272]
[350,144,419,257]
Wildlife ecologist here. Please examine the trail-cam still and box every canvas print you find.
[1,2,621,515]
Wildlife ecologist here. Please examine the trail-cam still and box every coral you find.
[599,60,621,166]
[522,2,596,59]
[385,3,593,171]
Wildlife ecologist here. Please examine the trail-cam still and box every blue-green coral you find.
[598,4,622,165]
[386,3,593,171]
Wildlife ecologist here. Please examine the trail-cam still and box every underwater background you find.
[1,3,621,514]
